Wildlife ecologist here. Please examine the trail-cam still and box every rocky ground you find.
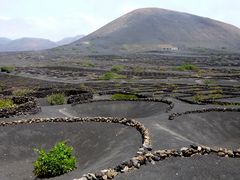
[0,52,239,180]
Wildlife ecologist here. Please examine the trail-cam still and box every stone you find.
[102,175,108,180]
[152,156,161,161]
[137,155,147,165]
[131,158,140,168]
[190,144,198,150]
[218,152,225,157]
[106,169,118,179]
[143,144,152,151]
[181,147,188,151]
[86,173,97,180]
[159,153,168,158]
[183,151,192,157]
[227,150,234,157]
[211,147,218,153]
[121,166,129,173]
[171,150,181,157]
[235,148,240,153]
[95,171,104,178]
[204,146,211,153]
[234,153,240,158]
[114,164,124,172]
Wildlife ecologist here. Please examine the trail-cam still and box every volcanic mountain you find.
[59,8,240,54]
[0,38,57,52]
[0,35,84,52]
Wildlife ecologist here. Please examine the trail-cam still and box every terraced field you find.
[0,53,239,180]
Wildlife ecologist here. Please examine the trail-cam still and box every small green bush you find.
[33,142,77,178]
[81,60,94,67]
[47,93,65,105]
[100,72,126,80]
[0,66,15,73]
[12,88,34,96]
[192,94,205,103]
[111,65,125,73]
[0,83,5,92]
[79,83,87,90]
[176,64,199,71]
[0,99,15,109]
[79,83,94,93]
[111,93,138,100]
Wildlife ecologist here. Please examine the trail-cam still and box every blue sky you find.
[0,0,239,41]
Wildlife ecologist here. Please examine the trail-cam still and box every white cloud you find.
[0,16,11,21]
[0,0,240,41]
[24,16,57,29]
[66,12,109,30]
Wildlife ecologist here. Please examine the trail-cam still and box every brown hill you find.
[59,8,240,54]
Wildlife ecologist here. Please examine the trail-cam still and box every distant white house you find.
[158,44,178,51]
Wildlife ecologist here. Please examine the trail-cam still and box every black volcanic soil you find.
[68,101,168,118]
[116,155,240,180]
[0,122,141,180]
[0,97,239,180]
[0,52,239,180]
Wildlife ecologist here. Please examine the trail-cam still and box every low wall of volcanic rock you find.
[0,96,40,118]
[72,98,174,113]
[169,107,240,120]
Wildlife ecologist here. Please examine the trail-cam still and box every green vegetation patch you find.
[0,83,5,92]
[193,87,223,103]
[111,93,138,100]
[0,66,16,73]
[79,83,94,93]
[100,72,127,80]
[176,64,199,71]
[111,65,125,73]
[12,88,34,96]
[0,98,15,109]
[47,93,65,105]
[34,141,77,178]
[81,60,94,67]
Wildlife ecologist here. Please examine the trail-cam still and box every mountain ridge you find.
[0,35,84,52]
[60,8,240,54]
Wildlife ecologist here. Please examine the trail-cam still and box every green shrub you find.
[193,88,223,103]
[81,60,94,67]
[111,65,125,73]
[79,83,87,90]
[47,93,65,105]
[209,93,222,99]
[0,83,5,92]
[33,142,77,178]
[0,99,15,109]
[12,88,34,96]
[111,93,138,100]
[79,83,94,92]
[0,66,15,73]
[176,64,199,71]
[100,72,126,80]
[192,94,205,103]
